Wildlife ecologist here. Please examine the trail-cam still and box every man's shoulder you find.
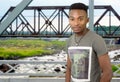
[88,30,102,38]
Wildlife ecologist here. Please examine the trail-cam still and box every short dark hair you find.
[69,3,88,13]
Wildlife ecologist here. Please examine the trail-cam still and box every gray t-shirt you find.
[66,30,107,82]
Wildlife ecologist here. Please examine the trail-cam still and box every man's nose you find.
[74,20,79,26]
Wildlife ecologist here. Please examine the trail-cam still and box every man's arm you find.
[65,56,71,82]
[98,53,113,82]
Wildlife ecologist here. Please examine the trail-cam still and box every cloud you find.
[30,0,89,6]
[94,0,120,13]
[0,0,119,26]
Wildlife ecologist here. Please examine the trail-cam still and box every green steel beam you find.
[0,0,33,34]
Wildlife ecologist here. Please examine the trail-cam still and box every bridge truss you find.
[0,6,120,38]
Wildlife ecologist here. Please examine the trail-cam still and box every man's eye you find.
[69,18,74,21]
[79,18,83,21]
[79,17,85,21]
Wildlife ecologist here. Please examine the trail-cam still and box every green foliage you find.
[51,40,66,50]
[112,64,118,72]
[0,39,66,59]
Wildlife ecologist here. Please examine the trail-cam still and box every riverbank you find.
[0,38,66,59]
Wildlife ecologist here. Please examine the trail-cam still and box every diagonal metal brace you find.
[0,0,33,34]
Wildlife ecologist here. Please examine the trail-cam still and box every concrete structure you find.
[0,77,119,82]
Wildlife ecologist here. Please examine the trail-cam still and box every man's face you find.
[69,9,89,34]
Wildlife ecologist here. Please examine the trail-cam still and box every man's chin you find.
[74,31,80,34]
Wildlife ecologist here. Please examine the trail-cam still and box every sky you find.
[0,0,120,16]
[0,0,120,25]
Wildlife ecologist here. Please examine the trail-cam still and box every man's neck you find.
[75,28,88,37]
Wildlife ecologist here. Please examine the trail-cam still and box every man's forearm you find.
[65,70,71,82]
[100,71,112,82]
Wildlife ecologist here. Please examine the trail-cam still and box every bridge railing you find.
[0,60,66,77]
[107,45,120,51]
[111,61,120,77]
[107,44,120,77]
[0,60,120,77]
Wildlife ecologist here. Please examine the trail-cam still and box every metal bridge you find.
[0,44,120,82]
[0,59,120,82]
[0,0,120,38]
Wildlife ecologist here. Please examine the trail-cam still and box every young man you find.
[65,3,112,82]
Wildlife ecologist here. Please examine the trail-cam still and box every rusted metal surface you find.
[0,6,120,38]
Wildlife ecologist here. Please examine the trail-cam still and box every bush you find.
[0,39,66,59]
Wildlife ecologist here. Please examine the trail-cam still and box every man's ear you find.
[86,18,89,27]
[87,18,89,23]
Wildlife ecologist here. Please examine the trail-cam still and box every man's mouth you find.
[73,27,81,31]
